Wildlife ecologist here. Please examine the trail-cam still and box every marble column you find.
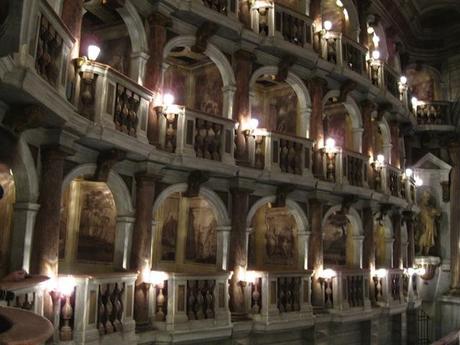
[403,211,415,268]
[362,207,375,270]
[228,179,253,318]
[448,143,460,293]
[130,174,157,327]
[61,0,84,40]
[32,145,73,276]
[392,211,402,269]
[308,78,328,177]
[233,50,255,162]
[308,198,324,306]
[145,12,171,145]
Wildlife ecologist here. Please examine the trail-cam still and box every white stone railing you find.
[372,269,405,308]
[247,271,313,327]
[248,130,313,176]
[74,62,151,143]
[151,272,231,334]
[341,35,367,75]
[200,0,239,18]
[273,3,313,47]
[158,107,236,165]
[1,276,49,315]
[322,269,371,312]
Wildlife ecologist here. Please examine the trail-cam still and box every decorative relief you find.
[416,190,441,256]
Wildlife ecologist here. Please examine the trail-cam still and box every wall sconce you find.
[243,118,259,137]
[48,276,76,341]
[324,138,337,182]
[400,76,407,85]
[404,168,413,179]
[323,20,333,31]
[371,49,380,60]
[411,96,419,110]
[372,34,380,48]
[371,154,385,191]
[87,45,101,62]
[367,26,375,34]
[372,269,387,302]
[318,269,336,308]
[373,268,387,279]
[145,270,168,321]
[415,177,423,187]
[336,0,344,7]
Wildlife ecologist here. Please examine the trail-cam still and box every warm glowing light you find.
[372,34,380,47]
[325,137,336,152]
[336,0,344,7]
[372,50,380,60]
[87,45,101,61]
[411,96,419,108]
[416,267,426,276]
[343,8,349,21]
[163,93,175,106]
[319,268,337,280]
[415,177,423,187]
[47,276,76,296]
[400,76,407,85]
[374,268,387,278]
[248,118,259,131]
[367,26,375,34]
[405,268,415,276]
[377,154,385,165]
[147,271,168,286]
[324,20,333,31]
[245,271,258,285]
[405,168,413,178]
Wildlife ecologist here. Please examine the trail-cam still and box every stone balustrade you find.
[152,272,231,338]
[386,165,402,198]
[341,35,367,75]
[372,269,405,308]
[247,271,313,329]
[33,0,75,98]
[74,62,151,142]
[201,0,238,17]
[158,107,236,165]
[369,61,400,99]
[414,101,452,126]
[274,4,313,47]
[322,269,371,312]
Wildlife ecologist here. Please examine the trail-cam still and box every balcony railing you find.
[159,107,236,165]
[247,130,313,176]
[33,0,75,98]
[414,101,452,126]
[201,0,238,17]
[1,276,49,315]
[386,165,402,198]
[247,271,313,326]
[274,4,313,47]
[152,272,231,333]
[372,269,405,308]
[74,62,151,143]
[322,269,371,312]
[341,35,367,75]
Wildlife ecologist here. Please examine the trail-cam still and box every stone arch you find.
[152,183,230,270]
[342,0,360,41]
[246,196,310,270]
[377,116,392,163]
[249,66,312,137]
[62,163,134,216]
[163,36,236,119]
[322,89,364,152]
[11,138,39,203]
[322,205,364,268]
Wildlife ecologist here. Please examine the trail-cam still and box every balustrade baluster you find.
[196,281,205,320]
[98,286,106,334]
[251,279,261,313]
[187,280,196,320]
[205,280,215,319]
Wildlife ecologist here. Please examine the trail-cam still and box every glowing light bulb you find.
[325,137,336,152]
[248,118,259,131]
[377,154,385,165]
[336,0,344,7]
[163,93,175,106]
[374,268,388,278]
[405,168,413,178]
[415,177,423,187]
[372,34,380,47]
[87,45,101,61]
[324,20,333,31]
[319,268,337,279]
[400,76,407,85]
[372,50,380,60]
[367,26,375,34]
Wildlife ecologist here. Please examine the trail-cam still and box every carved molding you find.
[92,149,126,182]
[191,21,218,54]
[276,55,297,82]
[184,170,210,197]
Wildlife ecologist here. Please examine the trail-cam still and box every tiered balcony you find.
[247,271,313,330]
[372,269,406,311]
[151,272,232,341]
[157,107,236,166]
[73,62,151,144]
[274,4,313,48]
[413,101,455,131]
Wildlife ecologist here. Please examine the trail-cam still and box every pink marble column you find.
[362,207,375,270]
[309,198,324,306]
[392,211,402,269]
[32,145,73,276]
[403,211,415,268]
[228,186,252,318]
[144,12,171,145]
[130,174,157,327]
[448,143,460,293]
[61,0,84,39]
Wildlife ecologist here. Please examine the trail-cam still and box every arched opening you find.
[164,47,224,117]
[321,0,359,40]
[372,117,392,163]
[322,206,363,268]
[374,215,393,268]
[0,169,14,278]
[249,66,311,138]
[406,65,443,102]
[247,198,308,271]
[323,93,363,153]
[59,178,117,273]
[152,184,230,273]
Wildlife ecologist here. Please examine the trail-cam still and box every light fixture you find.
[372,50,381,60]
[319,268,337,280]
[416,267,426,276]
[367,26,375,34]
[376,154,385,165]
[324,20,333,31]
[374,268,387,279]
[415,177,423,187]
[244,270,258,285]
[372,34,380,47]
[147,271,168,287]
[336,0,344,7]
[411,96,419,109]
[325,137,336,153]
[87,45,101,61]
[405,168,413,178]
[400,76,408,85]
[248,118,259,131]
[163,93,175,106]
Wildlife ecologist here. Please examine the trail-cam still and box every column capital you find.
[148,11,172,28]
